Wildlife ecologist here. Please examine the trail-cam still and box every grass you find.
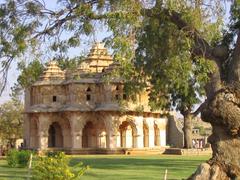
[0,155,210,180]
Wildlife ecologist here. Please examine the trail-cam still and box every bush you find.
[45,151,62,158]
[6,149,32,168]
[32,152,88,180]
[18,150,32,167]
[6,149,18,167]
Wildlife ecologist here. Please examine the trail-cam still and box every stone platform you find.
[38,147,167,155]
[163,148,212,155]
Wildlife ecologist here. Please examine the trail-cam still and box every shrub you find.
[6,149,32,168]
[18,150,32,167]
[45,151,62,158]
[32,152,88,180]
[6,149,18,167]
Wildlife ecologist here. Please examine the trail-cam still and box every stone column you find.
[102,113,118,149]
[116,131,121,148]
[159,125,167,146]
[155,117,168,147]
[135,117,144,148]
[63,130,72,148]
[71,131,83,149]
[106,130,117,148]
[146,118,155,147]
[23,115,30,148]
[69,114,85,149]
[37,130,48,150]
[37,114,49,150]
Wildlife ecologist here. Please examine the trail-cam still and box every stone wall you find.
[167,115,184,148]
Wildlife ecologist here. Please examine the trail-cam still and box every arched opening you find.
[119,121,137,148]
[82,120,107,148]
[82,121,97,148]
[86,87,91,101]
[48,122,63,148]
[143,123,149,147]
[154,124,160,146]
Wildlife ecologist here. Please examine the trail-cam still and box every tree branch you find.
[143,7,223,96]
[143,8,219,63]
[227,31,240,83]
[192,101,207,117]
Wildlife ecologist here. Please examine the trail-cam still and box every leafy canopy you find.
[0,0,236,114]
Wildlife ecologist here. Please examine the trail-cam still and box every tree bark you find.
[183,112,193,149]
[189,85,240,179]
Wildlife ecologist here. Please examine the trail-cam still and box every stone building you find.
[23,43,172,154]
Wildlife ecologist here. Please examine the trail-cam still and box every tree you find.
[0,0,240,178]
[0,99,23,148]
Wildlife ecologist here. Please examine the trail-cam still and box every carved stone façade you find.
[24,43,173,153]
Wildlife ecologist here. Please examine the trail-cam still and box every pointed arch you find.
[119,120,137,148]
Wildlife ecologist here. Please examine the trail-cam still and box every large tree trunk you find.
[183,113,193,149]
[189,85,240,179]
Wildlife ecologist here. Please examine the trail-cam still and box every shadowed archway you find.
[48,122,63,148]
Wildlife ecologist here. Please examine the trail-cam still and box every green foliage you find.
[133,1,220,113]
[6,149,32,168]
[16,60,44,89]
[0,100,23,147]
[32,152,88,180]
[45,151,63,158]
[17,150,32,167]
[6,149,18,167]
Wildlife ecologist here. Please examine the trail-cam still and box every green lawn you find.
[0,155,210,180]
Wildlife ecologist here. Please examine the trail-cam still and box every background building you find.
[23,43,173,154]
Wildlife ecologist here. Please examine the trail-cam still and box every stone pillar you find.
[37,114,49,150]
[63,130,72,148]
[116,131,121,148]
[69,113,85,149]
[23,115,30,148]
[71,132,82,149]
[37,131,48,150]
[160,128,167,146]
[101,113,118,149]
[135,117,144,148]
[106,130,117,148]
[146,118,155,147]
[155,117,168,147]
